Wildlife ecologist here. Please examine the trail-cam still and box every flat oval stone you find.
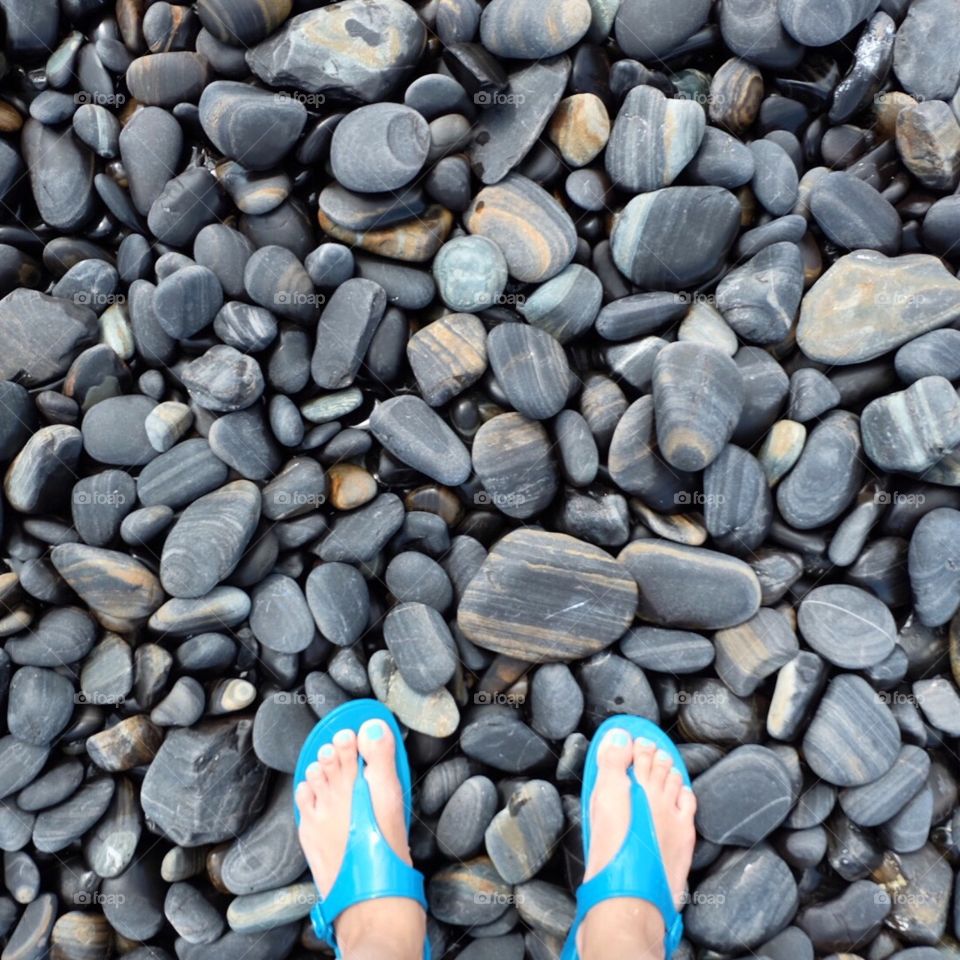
[549,94,610,168]
[384,602,457,693]
[154,264,224,339]
[716,242,804,345]
[718,0,803,69]
[714,607,798,697]
[621,626,715,674]
[484,780,563,885]
[686,126,756,189]
[330,103,429,195]
[797,251,960,365]
[181,345,264,413]
[81,395,158,467]
[207,408,282,482]
[247,0,426,103]
[694,745,794,845]
[459,529,638,662]
[895,329,960,384]
[779,0,877,47]
[809,171,900,255]
[606,85,705,193]
[703,445,772,554]
[798,585,896,669]
[460,710,552,772]
[803,674,900,787]
[7,667,74,746]
[429,857,512,927]
[777,411,864,530]
[465,174,577,283]
[370,395,470,485]
[137,439,229,509]
[895,100,960,191]
[618,540,761,630]
[33,779,115,853]
[119,107,182,217]
[305,563,369,646]
[22,120,96,232]
[199,81,306,170]
[319,493,405,563]
[908,508,960,627]
[579,650,658,726]
[611,186,741,290]
[160,480,260,599]
[797,879,891,952]
[685,846,798,952]
[4,607,95,668]
[141,719,269,845]
[893,0,960,102]
[249,574,313,654]
[437,776,498,860]
[126,52,211,105]
[652,342,745,472]
[51,544,164,621]
[472,413,558,520]
[480,0,589,58]
[749,139,799,216]
[487,323,571,421]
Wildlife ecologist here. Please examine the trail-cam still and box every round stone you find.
[480,0,590,58]
[487,323,571,421]
[798,585,897,669]
[432,236,507,313]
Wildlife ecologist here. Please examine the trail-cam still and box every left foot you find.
[294,720,425,958]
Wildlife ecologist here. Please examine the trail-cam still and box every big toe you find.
[596,727,634,779]
[358,718,397,774]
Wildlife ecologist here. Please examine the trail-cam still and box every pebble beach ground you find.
[1,0,960,958]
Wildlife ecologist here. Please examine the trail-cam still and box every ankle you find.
[336,899,425,959]
[581,899,666,960]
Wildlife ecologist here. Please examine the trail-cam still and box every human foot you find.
[578,729,697,960]
[294,719,426,959]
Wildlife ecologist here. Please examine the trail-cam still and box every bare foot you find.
[578,729,697,960]
[294,719,426,960]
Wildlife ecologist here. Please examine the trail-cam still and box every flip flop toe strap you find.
[573,786,684,959]
[316,761,428,948]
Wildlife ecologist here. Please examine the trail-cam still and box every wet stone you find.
[487,324,571,421]
[803,674,900,787]
[459,529,637,662]
[797,879,891,953]
[694,745,794,845]
[429,857,512,927]
[714,608,798,697]
[893,0,960,102]
[798,585,896,669]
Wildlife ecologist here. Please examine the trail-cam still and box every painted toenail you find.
[333,729,352,745]
[608,729,629,747]
[306,762,320,777]
[682,785,694,793]
[636,737,654,748]
[655,749,672,763]
[365,720,384,740]
[319,744,335,759]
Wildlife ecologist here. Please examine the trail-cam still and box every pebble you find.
[893,0,960,102]
[22,121,95,233]
[459,529,637,661]
[548,94,610,168]
[839,745,930,827]
[862,376,960,473]
[694,745,794,845]
[249,575,314,654]
[487,323,571,421]
[611,187,741,290]
[750,139,799,216]
[480,0,589,58]
[181,346,264,413]
[370,395,471,485]
[615,0,711,59]
[798,585,896,668]
[4,425,83,514]
[914,676,960,736]
[709,58,764,134]
[432,236,507,313]
[368,650,459,738]
[809,171,901,254]
[776,411,864,530]
[484,780,563,884]
[896,100,960,191]
[466,175,576,283]
[199,81,306,171]
[619,540,761,630]
[787,369,840,423]
[408,313,488,406]
[797,251,960,365]
[137,439,229,509]
[714,608,798,697]
[803,674,900,787]
[909,508,960,627]
[384,603,457,693]
[473,413,558,520]
[606,85,705,192]
[779,0,877,47]
[330,103,430,194]
[141,720,268,845]
[311,278,386,389]
[652,342,744,472]
[460,710,552,772]
[159,480,260,599]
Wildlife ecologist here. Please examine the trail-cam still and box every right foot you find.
[577,729,697,960]
[294,719,426,959]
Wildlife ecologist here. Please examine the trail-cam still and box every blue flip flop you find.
[293,699,430,959]
[561,714,691,960]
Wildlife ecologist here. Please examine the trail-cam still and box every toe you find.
[295,781,315,815]
[333,728,359,782]
[650,749,673,790]
[318,742,338,777]
[633,737,656,782]
[597,727,633,774]
[358,718,397,774]
[306,760,324,789]
[665,768,684,806]
[678,784,697,820]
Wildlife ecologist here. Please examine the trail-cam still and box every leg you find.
[295,720,426,960]
[578,730,697,960]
